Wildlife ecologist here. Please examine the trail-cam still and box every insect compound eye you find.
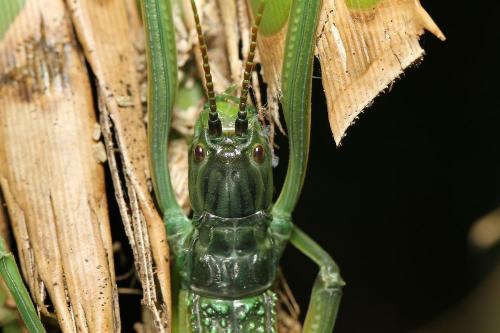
[194,144,205,163]
[252,144,265,164]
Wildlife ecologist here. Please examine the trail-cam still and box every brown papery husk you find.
[0,0,120,331]
[317,0,445,144]
[65,0,172,331]
[256,0,444,144]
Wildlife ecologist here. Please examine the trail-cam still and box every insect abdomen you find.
[188,290,278,333]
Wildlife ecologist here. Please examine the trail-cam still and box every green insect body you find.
[141,0,345,332]
[181,94,278,332]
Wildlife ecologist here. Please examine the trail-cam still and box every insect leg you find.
[272,0,321,216]
[269,0,322,285]
[141,1,193,331]
[140,0,192,248]
[290,226,344,333]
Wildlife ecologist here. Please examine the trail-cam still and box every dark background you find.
[274,1,500,332]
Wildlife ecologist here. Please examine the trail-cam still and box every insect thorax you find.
[187,211,277,298]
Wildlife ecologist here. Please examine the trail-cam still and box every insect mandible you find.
[141,0,345,332]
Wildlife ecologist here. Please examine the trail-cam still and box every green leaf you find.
[0,237,46,332]
[0,0,26,40]
[249,0,291,36]
[345,0,381,10]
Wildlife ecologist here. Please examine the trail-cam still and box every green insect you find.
[141,0,345,332]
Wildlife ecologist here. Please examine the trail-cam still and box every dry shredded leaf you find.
[255,18,288,134]
[167,140,191,214]
[317,0,445,143]
[64,0,172,331]
[0,0,120,331]
[276,271,302,333]
[181,0,231,92]
[0,194,9,245]
[256,0,444,144]
[216,0,242,84]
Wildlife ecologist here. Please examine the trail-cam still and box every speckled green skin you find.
[187,290,278,333]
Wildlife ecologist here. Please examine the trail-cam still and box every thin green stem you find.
[0,237,45,333]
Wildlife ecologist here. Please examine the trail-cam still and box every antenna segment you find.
[190,0,222,136]
[235,0,266,136]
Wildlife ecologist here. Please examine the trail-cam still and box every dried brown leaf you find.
[0,0,119,331]
[65,0,172,331]
[0,194,9,245]
[181,0,235,92]
[317,0,445,143]
[256,0,444,144]
[216,0,242,84]
[276,271,302,333]
[167,139,191,214]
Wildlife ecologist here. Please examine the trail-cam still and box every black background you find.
[274,1,500,332]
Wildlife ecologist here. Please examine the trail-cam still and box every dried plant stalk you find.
[167,139,191,215]
[64,0,172,331]
[0,0,119,331]
[275,271,302,333]
[216,0,242,84]
[0,196,9,245]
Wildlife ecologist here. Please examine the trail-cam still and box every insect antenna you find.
[235,0,265,136]
[190,0,222,136]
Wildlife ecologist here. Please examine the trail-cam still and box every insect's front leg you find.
[163,210,193,270]
[271,0,344,330]
[269,211,293,258]
[290,227,344,333]
[140,0,194,331]
[163,211,193,333]
[140,0,194,280]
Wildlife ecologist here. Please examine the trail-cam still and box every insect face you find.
[188,96,273,218]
